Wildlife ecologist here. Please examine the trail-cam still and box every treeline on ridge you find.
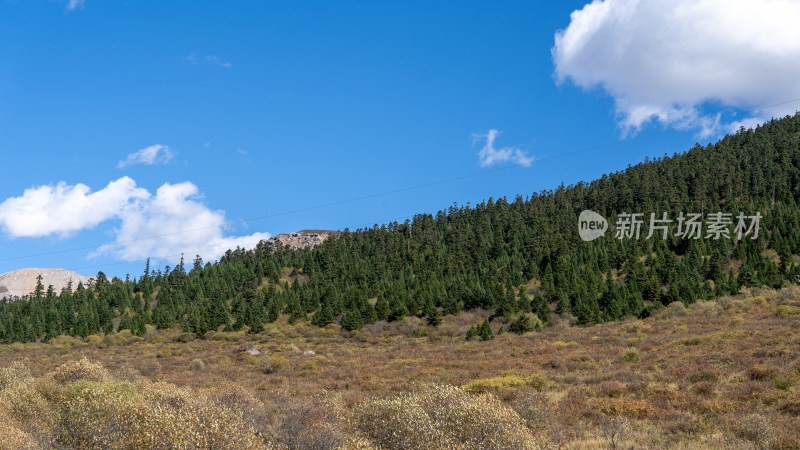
[2,115,800,343]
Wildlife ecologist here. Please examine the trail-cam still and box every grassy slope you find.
[1,288,800,449]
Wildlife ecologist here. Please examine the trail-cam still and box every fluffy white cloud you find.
[552,0,800,135]
[0,177,269,264]
[118,145,175,168]
[0,177,148,238]
[96,182,269,262]
[474,129,533,167]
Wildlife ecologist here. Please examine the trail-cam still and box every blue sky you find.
[1,0,799,278]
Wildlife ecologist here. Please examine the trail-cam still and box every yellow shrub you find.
[776,305,800,316]
[0,362,32,390]
[462,373,549,393]
[263,354,289,374]
[0,381,59,432]
[56,380,262,449]
[0,412,38,450]
[297,361,318,377]
[353,384,539,449]
[48,334,79,349]
[52,358,111,384]
[618,349,640,363]
[103,330,143,346]
[85,334,105,347]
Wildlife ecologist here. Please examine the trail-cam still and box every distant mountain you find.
[0,268,91,299]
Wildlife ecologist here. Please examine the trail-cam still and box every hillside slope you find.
[3,114,800,342]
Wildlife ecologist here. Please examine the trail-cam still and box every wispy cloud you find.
[205,55,232,68]
[65,0,84,11]
[118,144,175,168]
[473,129,533,168]
[183,53,232,68]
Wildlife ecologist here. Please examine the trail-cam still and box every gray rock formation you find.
[0,268,91,299]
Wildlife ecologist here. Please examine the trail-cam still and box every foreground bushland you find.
[2,286,800,449]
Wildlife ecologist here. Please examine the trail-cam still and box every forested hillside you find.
[3,115,800,343]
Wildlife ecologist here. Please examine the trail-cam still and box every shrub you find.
[748,365,779,381]
[691,381,716,397]
[0,381,58,433]
[599,381,627,398]
[189,358,205,372]
[57,380,262,449]
[462,373,549,393]
[262,353,289,374]
[657,302,688,319]
[688,370,719,383]
[776,305,800,316]
[352,384,539,449]
[85,334,105,347]
[734,413,775,450]
[52,358,111,384]
[138,360,162,378]
[0,362,32,390]
[618,349,640,363]
[104,330,143,346]
[779,398,800,417]
[0,411,38,450]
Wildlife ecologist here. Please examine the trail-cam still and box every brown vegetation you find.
[2,286,800,448]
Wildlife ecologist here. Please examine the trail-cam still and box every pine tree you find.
[311,302,334,327]
[465,325,478,340]
[509,313,534,335]
[478,319,493,341]
[340,308,363,331]
[375,296,390,321]
[424,300,442,327]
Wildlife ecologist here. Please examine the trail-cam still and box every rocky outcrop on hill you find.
[264,230,338,251]
[0,268,91,299]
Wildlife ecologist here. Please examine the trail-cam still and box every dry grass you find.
[1,286,800,448]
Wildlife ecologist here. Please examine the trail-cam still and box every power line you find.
[2,97,800,269]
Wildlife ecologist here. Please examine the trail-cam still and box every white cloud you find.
[66,0,84,11]
[118,145,175,168]
[95,182,269,263]
[552,0,800,135]
[205,55,232,68]
[473,129,533,167]
[0,177,270,264]
[0,177,149,238]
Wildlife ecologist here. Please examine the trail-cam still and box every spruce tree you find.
[478,319,493,341]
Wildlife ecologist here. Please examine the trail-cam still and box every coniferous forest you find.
[2,114,800,344]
